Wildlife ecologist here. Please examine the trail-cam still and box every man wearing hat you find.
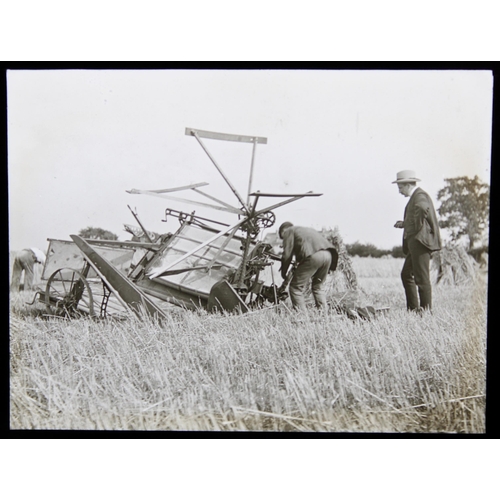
[279,222,339,311]
[393,170,442,311]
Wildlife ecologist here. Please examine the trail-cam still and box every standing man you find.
[393,170,442,311]
[279,222,338,311]
[11,247,46,292]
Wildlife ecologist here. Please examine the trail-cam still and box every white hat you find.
[392,170,421,184]
[30,247,46,264]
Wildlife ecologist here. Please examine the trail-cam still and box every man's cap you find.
[279,221,293,236]
[392,170,421,184]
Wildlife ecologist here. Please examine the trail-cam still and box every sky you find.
[8,70,493,253]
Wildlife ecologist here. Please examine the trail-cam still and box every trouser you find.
[401,237,432,310]
[289,250,332,311]
[11,249,36,292]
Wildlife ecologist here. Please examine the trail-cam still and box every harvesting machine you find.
[34,128,322,321]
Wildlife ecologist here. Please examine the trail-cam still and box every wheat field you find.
[9,257,487,432]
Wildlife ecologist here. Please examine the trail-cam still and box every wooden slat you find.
[127,189,245,214]
[47,237,155,248]
[249,192,322,197]
[84,239,160,250]
[147,182,209,193]
[254,195,322,215]
[185,127,267,144]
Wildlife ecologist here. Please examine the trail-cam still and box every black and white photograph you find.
[8,69,492,432]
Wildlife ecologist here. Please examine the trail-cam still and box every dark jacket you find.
[403,187,442,254]
[281,226,339,277]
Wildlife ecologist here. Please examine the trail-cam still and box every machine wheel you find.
[256,211,276,229]
[45,268,95,317]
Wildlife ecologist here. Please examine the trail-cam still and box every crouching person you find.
[279,222,338,311]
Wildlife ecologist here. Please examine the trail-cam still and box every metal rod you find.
[270,260,278,304]
[127,205,153,243]
[159,264,224,276]
[247,138,257,206]
[190,130,249,211]
[163,208,231,227]
[191,187,240,211]
[148,218,246,279]
[250,193,259,215]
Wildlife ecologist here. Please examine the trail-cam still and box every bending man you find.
[11,247,46,292]
[393,170,442,311]
[279,222,338,311]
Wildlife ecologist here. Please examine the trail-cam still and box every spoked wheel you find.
[45,268,95,318]
[256,211,276,229]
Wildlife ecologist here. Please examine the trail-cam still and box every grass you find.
[9,257,487,432]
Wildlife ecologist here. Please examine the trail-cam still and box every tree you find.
[437,176,489,250]
[346,241,391,258]
[391,245,405,258]
[78,226,119,240]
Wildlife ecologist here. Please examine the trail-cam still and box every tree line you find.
[345,242,405,259]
